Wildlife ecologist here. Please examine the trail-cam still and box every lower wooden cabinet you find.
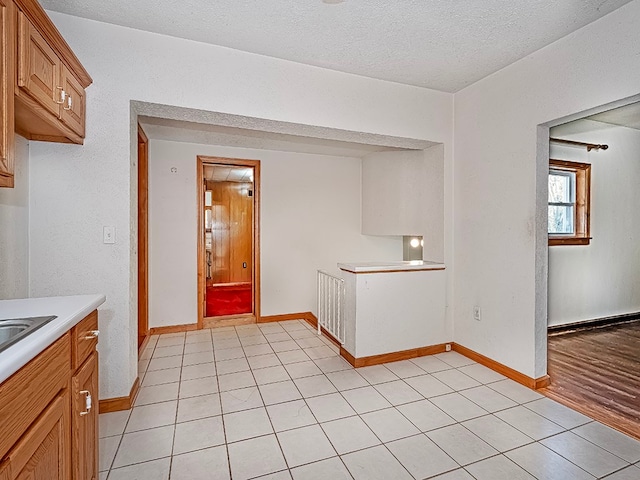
[72,352,98,480]
[0,310,99,480]
[0,392,70,480]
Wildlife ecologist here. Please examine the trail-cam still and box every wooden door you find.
[72,352,98,480]
[230,182,253,283]
[17,11,61,118]
[60,66,85,138]
[4,392,70,480]
[210,181,253,284]
[210,181,231,284]
[0,0,14,188]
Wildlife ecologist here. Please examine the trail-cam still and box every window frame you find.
[548,159,591,246]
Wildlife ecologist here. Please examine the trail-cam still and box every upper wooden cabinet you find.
[0,0,15,188]
[0,0,91,188]
[15,4,90,143]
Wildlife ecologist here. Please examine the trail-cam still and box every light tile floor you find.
[99,320,640,479]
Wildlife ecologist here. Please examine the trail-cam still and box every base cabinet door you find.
[2,392,70,480]
[72,352,98,480]
[0,460,9,480]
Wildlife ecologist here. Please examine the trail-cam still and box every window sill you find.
[549,237,591,246]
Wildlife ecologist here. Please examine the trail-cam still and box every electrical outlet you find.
[445,344,451,352]
[473,305,481,321]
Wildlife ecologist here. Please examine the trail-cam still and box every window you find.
[548,159,591,246]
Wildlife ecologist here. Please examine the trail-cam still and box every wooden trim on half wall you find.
[452,343,550,389]
[197,156,261,328]
[98,377,140,414]
[336,339,548,390]
[259,312,315,324]
[340,343,449,368]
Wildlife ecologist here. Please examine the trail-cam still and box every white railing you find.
[316,270,345,344]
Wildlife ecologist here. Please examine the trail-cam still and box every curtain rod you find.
[550,137,608,151]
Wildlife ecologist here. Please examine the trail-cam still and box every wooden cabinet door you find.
[0,460,10,480]
[0,0,14,188]
[60,65,85,138]
[72,352,98,480]
[17,11,61,118]
[3,392,70,480]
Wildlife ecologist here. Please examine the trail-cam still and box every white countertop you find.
[0,294,106,384]
[338,260,446,273]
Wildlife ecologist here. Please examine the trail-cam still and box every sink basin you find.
[0,316,57,353]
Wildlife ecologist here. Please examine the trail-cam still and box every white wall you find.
[29,12,453,398]
[362,150,428,236]
[453,0,640,378]
[149,139,403,327]
[361,144,445,262]
[548,120,640,326]
[0,136,29,299]
[343,269,447,358]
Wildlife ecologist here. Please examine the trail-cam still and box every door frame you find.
[137,124,149,353]
[197,156,261,328]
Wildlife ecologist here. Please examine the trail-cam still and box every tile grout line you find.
[210,326,234,480]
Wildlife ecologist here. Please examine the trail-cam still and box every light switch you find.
[103,226,116,244]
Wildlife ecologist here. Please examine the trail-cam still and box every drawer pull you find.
[64,95,73,111]
[79,390,92,416]
[55,86,66,104]
[84,330,100,340]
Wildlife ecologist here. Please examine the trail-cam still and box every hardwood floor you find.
[541,321,640,439]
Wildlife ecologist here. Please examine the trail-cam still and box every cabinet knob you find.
[84,330,100,340]
[79,390,92,416]
[64,95,73,111]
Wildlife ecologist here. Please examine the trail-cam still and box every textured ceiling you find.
[40,0,633,92]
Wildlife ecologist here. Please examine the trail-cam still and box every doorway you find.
[197,156,260,328]
[541,101,640,439]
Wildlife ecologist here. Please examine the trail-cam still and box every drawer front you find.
[72,311,98,371]
[0,333,70,460]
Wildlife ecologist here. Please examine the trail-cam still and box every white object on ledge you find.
[0,294,106,383]
[338,260,444,273]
